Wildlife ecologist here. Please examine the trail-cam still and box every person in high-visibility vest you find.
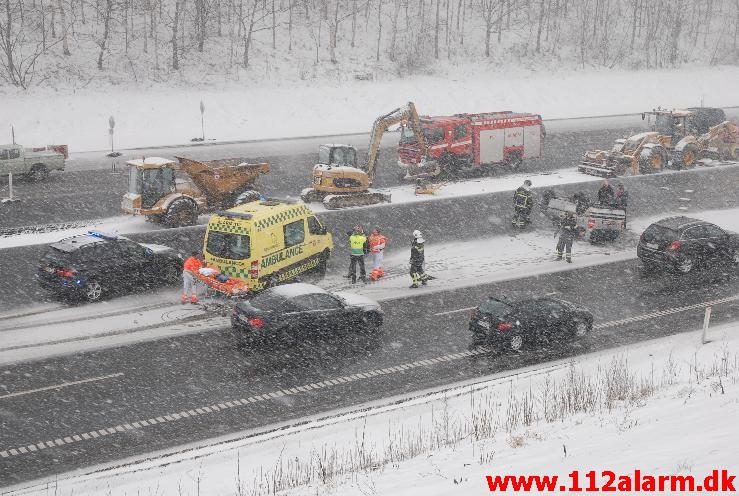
[368,228,388,280]
[347,225,369,284]
[182,251,203,304]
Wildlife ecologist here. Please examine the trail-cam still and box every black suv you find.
[637,217,739,274]
[37,231,183,302]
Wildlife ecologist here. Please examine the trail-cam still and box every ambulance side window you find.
[284,220,305,247]
[307,216,325,235]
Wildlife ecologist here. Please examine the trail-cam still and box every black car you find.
[637,217,739,274]
[37,230,183,302]
[231,283,383,346]
[469,296,593,351]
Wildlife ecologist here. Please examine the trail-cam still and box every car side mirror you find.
[641,113,645,121]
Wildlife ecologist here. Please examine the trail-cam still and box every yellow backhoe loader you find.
[578,107,735,177]
[300,102,427,210]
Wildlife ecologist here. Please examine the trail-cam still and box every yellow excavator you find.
[300,102,427,209]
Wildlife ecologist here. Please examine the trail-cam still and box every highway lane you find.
[2,108,737,229]
[1,162,738,311]
[1,254,738,486]
[0,128,620,229]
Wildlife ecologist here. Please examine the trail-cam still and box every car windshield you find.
[479,298,512,317]
[205,231,251,260]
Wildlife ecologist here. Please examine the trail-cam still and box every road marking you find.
[593,294,739,330]
[0,346,491,458]
[434,306,476,316]
[0,372,124,400]
[5,293,739,459]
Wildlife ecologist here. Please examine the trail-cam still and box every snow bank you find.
[3,66,738,153]
[10,319,738,496]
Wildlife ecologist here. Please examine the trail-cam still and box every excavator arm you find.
[364,102,426,184]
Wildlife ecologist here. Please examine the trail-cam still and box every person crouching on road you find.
[368,228,387,280]
[410,230,429,288]
[182,251,203,304]
[555,212,578,263]
[512,180,533,228]
[347,225,369,284]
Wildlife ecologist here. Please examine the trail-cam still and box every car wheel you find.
[509,334,523,351]
[362,311,383,331]
[164,198,197,228]
[84,280,104,302]
[731,250,739,266]
[572,320,590,338]
[676,258,693,274]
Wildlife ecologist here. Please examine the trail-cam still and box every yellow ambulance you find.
[203,199,333,292]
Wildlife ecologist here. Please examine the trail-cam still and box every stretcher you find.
[192,266,251,296]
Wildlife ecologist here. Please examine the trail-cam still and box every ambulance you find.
[202,199,333,292]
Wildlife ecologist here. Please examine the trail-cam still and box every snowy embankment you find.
[3,66,739,154]
[1,205,738,368]
[10,319,739,496]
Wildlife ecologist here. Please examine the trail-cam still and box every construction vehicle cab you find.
[301,102,424,209]
[318,144,357,167]
[122,156,269,228]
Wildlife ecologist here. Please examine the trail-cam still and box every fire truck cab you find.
[398,111,545,179]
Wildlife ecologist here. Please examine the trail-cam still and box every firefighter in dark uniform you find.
[512,180,533,228]
[555,212,578,263]
[409,230,429,288]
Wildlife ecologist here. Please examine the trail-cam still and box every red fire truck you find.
[397,111,545,179]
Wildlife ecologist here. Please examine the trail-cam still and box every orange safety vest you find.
[183,256,203,272]
[368,234,387,253]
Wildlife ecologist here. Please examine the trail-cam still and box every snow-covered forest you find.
[1,0,739,89]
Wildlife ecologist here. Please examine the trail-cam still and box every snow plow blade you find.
[322,191,392,210]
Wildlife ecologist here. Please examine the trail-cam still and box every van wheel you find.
[26,164,50,181]
[164,199,197,228]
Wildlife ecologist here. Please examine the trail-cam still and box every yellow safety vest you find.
[349,234,367,256]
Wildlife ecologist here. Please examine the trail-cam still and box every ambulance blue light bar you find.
[87,230,119,240]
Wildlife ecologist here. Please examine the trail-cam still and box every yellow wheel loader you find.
[300,102,427,210]
[121,156,270,228]
[578,108,727,177]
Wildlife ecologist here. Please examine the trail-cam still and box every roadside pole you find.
[1,173,20,203]
[701,306,712,344]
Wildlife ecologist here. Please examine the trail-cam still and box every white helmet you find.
[413,230,425,243]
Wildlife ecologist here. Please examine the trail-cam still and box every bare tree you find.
[57,0,70,55]
[172,0,182,69]
[96,0,113,69]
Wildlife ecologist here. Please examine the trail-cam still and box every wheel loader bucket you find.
[578,150,616,177]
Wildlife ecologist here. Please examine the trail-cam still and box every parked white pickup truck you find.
[0,144,67,180]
